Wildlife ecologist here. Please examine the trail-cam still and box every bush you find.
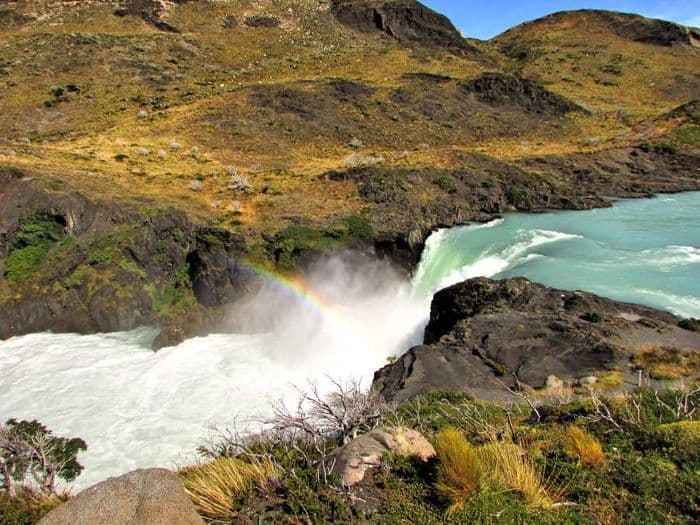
[565,426,606,469]
[678,318,700,332]
[434,428,482,515]
[0,489,63,525]
[582,311,603,323]
[634,345,700,380]
[343,214,374,239]
[4,216,63,282]
[0,419,86,497]
[433,175,457,194]
[178,457,276,520]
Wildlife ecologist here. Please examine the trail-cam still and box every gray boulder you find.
[38,468,204,525]
[330,426,435,486]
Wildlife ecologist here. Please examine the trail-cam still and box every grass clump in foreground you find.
[434,428,482,516]
[138,385,700,523]
[178,456,276,521]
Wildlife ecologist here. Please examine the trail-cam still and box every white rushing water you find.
[0,257,430,490]
[1,192,699,489]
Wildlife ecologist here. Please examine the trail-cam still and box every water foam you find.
[0,257,428,490]
[435,229,581,290]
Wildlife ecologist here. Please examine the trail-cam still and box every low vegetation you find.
[565,426,607,469]
[178,383,699,523]
[634,344,700,380]
[178,457,276,521]
[2,383,698,523]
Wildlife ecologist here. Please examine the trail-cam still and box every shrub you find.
[343,153,383,169]
[595,370,624,390]
[477,441,553,508]
[653,143,677,155]
[565,426,606,469]
[434,428,482,515]
[178,457,276,520]
[674,125,700,147]
[0,419,86,497]
[433,175,457,194]
[0,489,63,525]
[228,174,251,192]
[678,318,700,332]
[583,311,603,323]
[343,214,374,239]
[4,216,63,282]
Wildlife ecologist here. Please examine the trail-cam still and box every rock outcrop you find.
[0,168,261,344]
[460,73,581,115]
[330,426,435,486]
[374,277,700,402]
[38,468,204,525]
[330,0,476,54]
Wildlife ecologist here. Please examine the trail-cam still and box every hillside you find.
[0,1,699,342]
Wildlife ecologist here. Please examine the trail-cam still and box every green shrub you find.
[0,490,63,525]
[678,318,700,332]
[4,216,63,282]
[583,311,603,323]
[433,175,457,194]
[343,214,374,239]
[675,125,700,147]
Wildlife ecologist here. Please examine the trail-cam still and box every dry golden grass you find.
[565,426,607,469]
[477,441,554,509]
[634,345,700,380]
[434,427,482,516]
[178,456,276,520]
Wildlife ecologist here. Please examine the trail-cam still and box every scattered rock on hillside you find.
[244,15,280,28]
[38,468,204,525]
[113,0,180,33]
[330,427,435,486]
[374,277,700,402]
[330,0,477,55]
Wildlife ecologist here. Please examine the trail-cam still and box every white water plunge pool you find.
[1,192,699,489]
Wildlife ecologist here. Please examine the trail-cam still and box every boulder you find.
[38,468,204,525]
[330,426,435,486]
[546,375,565,390]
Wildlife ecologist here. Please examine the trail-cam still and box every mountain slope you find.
[0,1,698,342]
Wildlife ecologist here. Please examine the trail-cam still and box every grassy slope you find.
[1,2,698,246]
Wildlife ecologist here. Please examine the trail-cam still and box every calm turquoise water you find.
[413,192,700,318]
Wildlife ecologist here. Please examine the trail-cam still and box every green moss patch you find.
[4,216,64,282]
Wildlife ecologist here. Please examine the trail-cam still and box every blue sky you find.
[422,1,700,40]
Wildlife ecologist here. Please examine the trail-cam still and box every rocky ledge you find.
[373,277,700,402]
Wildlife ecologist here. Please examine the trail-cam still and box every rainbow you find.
[240,261,358,327]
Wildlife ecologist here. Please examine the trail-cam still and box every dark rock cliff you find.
[0,168,262,346]
[330,0,477,54]
[373,277,700,402]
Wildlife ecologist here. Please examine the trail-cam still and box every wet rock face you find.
[330,0,475,54]
[460,73,581,115]
[373,277,699,402]
[186,230,258,308]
